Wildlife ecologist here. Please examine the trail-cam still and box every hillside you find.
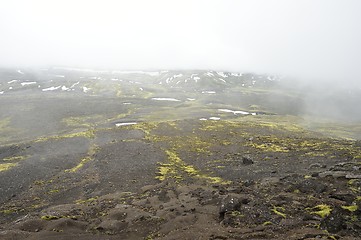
[1,68,361,239]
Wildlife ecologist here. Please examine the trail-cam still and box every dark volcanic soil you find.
[1,68,361,239]
[1,119,361,240]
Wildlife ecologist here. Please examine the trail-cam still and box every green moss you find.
[3,155,28,161]
[65,145,99,172]
[75,197,98,204]
[263,221,273,226]
[1,209,15,214]
[198,119,361,159]
[341,205,358,212]
[132,122,160,140]
[62,115,103,128]
[0,117,18,143]
[156,150,230,184]
[36,129,95,142]
[34,180,45,185]
[272,206,286,218]
[0,117,11,129]
[308,204,332,218]
[230,211,243,217]
[48,189,60,194]
[250,142,289,152]
[41,215,60,220]
[0,162,18,172]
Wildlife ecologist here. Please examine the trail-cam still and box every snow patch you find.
[70,82,80,88]
[0,91,4,94]
[199,118,207,121]
[42,86,61,91]
[217,72,228,78]
[82,87,91,93]
[231,73,242,77]
[21,82,37,86]
[218,109,257,116]
[187,98,196,101]
[17,70,24,75]
[202,91,216,94]
[116,122,137,127]
[152,98,181,102]
[209,117,220,120]
[8,80,18,84]
[173,74,183,78]
[218,78,226,83]
[61,86,70,91]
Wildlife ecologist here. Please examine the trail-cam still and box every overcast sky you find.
[1,0,361,84]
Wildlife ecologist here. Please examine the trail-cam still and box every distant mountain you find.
[0,67,280,96]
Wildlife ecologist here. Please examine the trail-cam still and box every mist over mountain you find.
[1,0,361,88]
[2,2,361,238]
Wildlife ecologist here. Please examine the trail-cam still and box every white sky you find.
[1,0,361,83]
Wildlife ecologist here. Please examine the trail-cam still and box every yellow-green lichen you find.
[308,204,332,218]
[48,189,60,194]
[65,144,99,172]
[36,129,95,142]
[41,215,60,220]
[249,142,289,152]
[62,115,103,128]
[272,206,286,218]
[0,117,11,129]
[1,209,16,214]
[341,205,358,212]
[3,155,28,161]
[156,150,230,184]
[0,162,18,172]
[75,197,98,204]
[263,221,273,226]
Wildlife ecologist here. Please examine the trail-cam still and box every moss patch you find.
[65,144,99,172]
[307,204,332,218]
[0,162,18,172]
[272,206,286,218]
[156,150,230,184]
[3,155,28,161]
[36,129,95,142]
[341,205,358,212]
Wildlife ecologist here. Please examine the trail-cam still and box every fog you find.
[1,0,361,86]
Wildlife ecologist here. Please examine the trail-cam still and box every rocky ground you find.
[1,119,361,240]
[1,68,361,239]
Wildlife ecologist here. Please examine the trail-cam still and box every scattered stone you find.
[345,174,361,179]
[219,195,241,219]
[320,207,347,233]
[309,163,326,169]
[329,191,355,203]
[96,220,129,234]
[242,155,254,165]
[260,177,280,186]
[319,171,348,178]
[296,179,327,194]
